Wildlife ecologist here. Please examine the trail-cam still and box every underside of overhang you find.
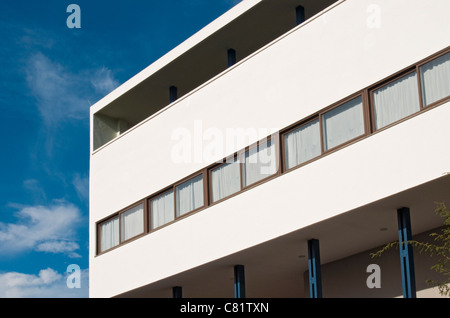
[115,174,450,298]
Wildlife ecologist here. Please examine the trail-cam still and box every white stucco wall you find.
[89,0,450,297]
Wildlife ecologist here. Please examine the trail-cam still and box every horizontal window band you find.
[95,46,450,256]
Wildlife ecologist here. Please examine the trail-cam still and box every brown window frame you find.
[208,153,242,205]
[280,116,320,173]
[147,187,175,231]
[369,68,421,132]
[281,92,368,173]
[320,93,367,153]
[97,214,119,255]
[369,47,450,133]
[417,49,450,109]
[208,135,280,207]
[97,201,147,255]
[239,136,280,189]
[173,171,208,218]
[147,170,208,232]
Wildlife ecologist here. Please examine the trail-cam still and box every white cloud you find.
[1,268,61,288]
[23,179,47,202]
[0,267,89,298]
[0,201,82,256]
[26,52,88,124]
[35,240,81,258]
[91,67,119,95]
[72,173,89,202]
[25,52,118,125]
[19,27,55,50]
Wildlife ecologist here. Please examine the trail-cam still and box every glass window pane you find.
[322,96,364,150]
[284,119,321,170]
[100,217,119,252]
[151,190,174,229]
[420,52,450,106]
[243,139,276,187]
[373,72,420,129]
[211,159,241,202]
[176,174,204,217]
[120,203,144,241]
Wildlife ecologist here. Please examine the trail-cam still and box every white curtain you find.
[100,217,119,252]
[243,140,276,187]
[420,52,450,106]
[151,190,174,229]
[211,159,241,202]
[284,119,321,170]
[176,174,204,216]
[121,203,144,241]
[373,72,420,129]
[322,96,364,150]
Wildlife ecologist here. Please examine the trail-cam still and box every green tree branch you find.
[370,202,450,297]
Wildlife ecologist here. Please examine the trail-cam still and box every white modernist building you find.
[89,0,450,298]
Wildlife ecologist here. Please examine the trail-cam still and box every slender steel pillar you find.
[296,6,305,25]
[172,286,182,298]
[234,265,246,298]
[397,207,416,298]
[228,48,236,67]
[169,85,178,103]
[308,239,323,298]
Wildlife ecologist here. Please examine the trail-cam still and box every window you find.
[100,216,119,253]
[120,203,144,242]
[322,96,364,150]
[175,174,204,217]
[150,190,174,230]
[98,203,144,253]
[372,72,420,129]
[211,157,241,202]
[420,52,450,107]
[242,139,277,187]
[149,174,205,230]
[284,118,321,170]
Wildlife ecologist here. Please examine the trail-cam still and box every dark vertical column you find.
[296,6,305,25]
[169,86,178,103]
[397,207,416,298]
[234,265,246,298]
[308,239,323,298]
[172,286,182,298]
[228,48,236,67]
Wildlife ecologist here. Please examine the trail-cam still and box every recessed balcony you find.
[92,0,339,151]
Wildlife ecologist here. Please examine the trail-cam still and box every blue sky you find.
[0,0,241,298]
